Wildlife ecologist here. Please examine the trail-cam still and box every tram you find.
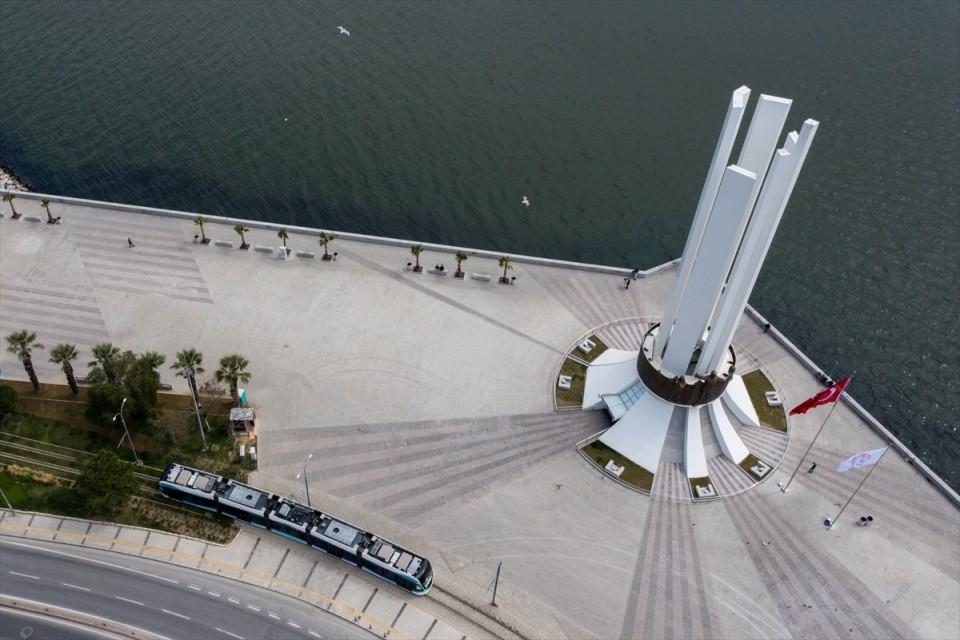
[159,462,433,595]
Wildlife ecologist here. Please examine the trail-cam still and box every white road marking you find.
[246,604,260,611]
[162,608,191,620]
[309,631,324,638]
[115,596,144,606]
[209,591,221,597]
[216,628,244,640]
[228,597,240,604]
[2,538,179,584]
[9,571,39,579]
[188,584,202,591]
[268,612,281,620]
[287,621,302,629]
[62,583,91,591]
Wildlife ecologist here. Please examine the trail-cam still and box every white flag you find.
[837,447,888,473]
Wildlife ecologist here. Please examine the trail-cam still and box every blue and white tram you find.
[159,463,433,595]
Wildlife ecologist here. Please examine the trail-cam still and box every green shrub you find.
[0,383,17,419]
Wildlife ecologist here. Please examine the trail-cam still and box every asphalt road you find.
[1,607,130,640]
[0,535,374,640]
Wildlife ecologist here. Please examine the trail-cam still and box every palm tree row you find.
[1,193,57,223]
[5,331,252,405]
[407,244,512,283]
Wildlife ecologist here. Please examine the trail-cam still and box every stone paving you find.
[1,192,958,640]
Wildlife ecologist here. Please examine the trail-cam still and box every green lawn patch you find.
[581,440,654,492]
[738,452,772,480]
[741,370,787,432]
[689,476,714,499]
[556,358,588,408]
[574,334,610,364]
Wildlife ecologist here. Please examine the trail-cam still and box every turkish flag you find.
[789,377,851,416]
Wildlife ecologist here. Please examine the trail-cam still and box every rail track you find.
[425,584,528,640]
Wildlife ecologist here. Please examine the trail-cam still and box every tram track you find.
[425,584,528,640]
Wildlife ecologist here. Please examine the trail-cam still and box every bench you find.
[428,269,448,276]
[557,375,572,390]
[255,245,274,253]
[470,273,492,282]
[76,376,93,385]
[578,339,596,354]
[296,251,316,259]
[159,383,173,391]
[24,216,42,223]
[215,240,234,248]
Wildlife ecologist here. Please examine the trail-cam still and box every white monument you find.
[591,86,818,483]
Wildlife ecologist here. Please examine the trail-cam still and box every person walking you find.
[808,462,817,473]
[624,277,631,290]
[128,238,135,248]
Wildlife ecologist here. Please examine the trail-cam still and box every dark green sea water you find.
[1,1,957,489]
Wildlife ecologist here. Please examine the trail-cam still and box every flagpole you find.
[829,445,889,529]
[781,398,842,493]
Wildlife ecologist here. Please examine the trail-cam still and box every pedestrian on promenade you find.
[764,323,771,333]
[808,462,817,473]
[624,277,630,290]
[128,238,135,248]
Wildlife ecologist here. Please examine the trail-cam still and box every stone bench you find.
[578,339,596,354]
[470,273,492,282]
[557,375,572,390]
[255,245,274,253]
[159,383,173,391]
[296,251,316,259]
[24,216,42,223]
[428,269,448,276]
[215,240,234,248]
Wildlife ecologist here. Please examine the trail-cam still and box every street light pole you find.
[296,452,314,507]
[113,397,140,465]
[183,367,207,450]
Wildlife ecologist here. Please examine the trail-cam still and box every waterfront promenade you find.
[1,192,958,639]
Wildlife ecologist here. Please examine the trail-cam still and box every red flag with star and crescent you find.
[789,377,851,416]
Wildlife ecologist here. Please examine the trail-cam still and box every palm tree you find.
[5,330,44,392]
[88,342,121,383]
[215,354,251,405]
[40,198,56,224]
[498,256,513,284]
[2,193,21,220]
[171,347,204,376]
[139,351,166,373]
[49,343,80,395]
[410,244,424,272]
[277,227,289,251]
[194,216,209,244]
[234,224,250,249]
[317,231,334,260]
[88,342,120,369]
[454,250,468,278]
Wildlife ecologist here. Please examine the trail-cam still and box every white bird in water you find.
[522,196,530,207]
[338,26,350,36]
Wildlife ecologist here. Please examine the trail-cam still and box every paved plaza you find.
[1,193,958,639]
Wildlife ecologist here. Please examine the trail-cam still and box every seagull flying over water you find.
[338,26,350,36]
[522,196,530,207]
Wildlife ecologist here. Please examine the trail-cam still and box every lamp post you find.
[182,367,207,450]
[113,397,141,465]
[296,452,314,507]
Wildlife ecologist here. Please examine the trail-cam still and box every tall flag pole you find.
[781,377,851,493]
[828,446,890,528]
